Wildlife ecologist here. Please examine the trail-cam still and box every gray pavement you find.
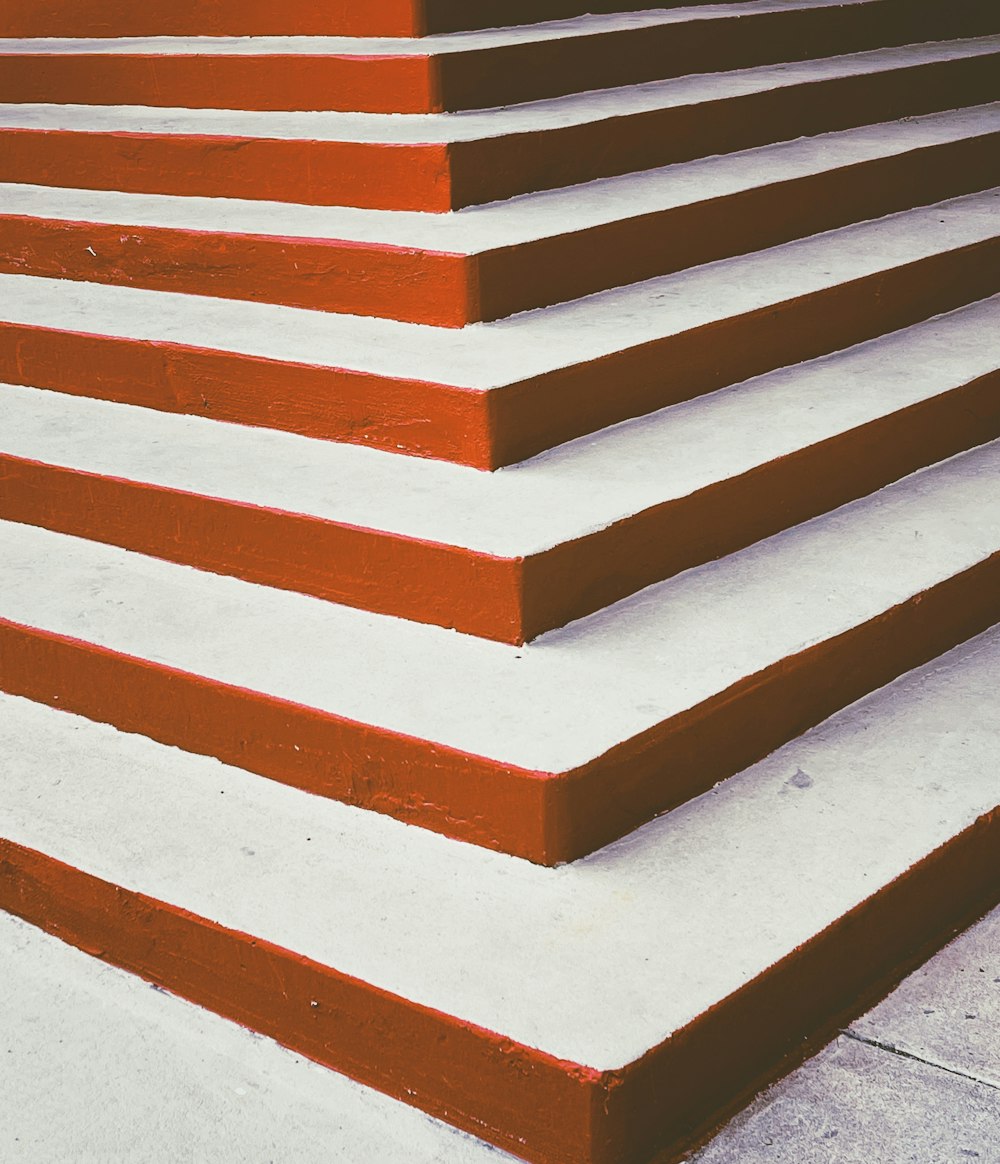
[689,904,1000,1163]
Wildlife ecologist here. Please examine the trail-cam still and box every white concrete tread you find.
[1,441,999,774]
[2,104,996,253]
[0,0,881,58]
[1,190,996,389]
[2,36,996,143]
[2,622,998,1073]
[0,911,513,1164]
[3,297,998,558]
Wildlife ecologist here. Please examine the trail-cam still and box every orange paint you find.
[0,553,996,864]
[0,325,494,466]
[2,238,997,472]
[1,52,995,212]
[1,370,997,643]
[0,217,474,328]
[2,130,997,328]
[1,2,991,114]
[1,812,995,1164]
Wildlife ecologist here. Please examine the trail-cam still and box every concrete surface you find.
[2,621,998,1072]
[2,296,997,556]
[0,190,995,388]
[2,104,994,250]
[690,906,1000,1163]
[0,37,995,142]
[0,911,514,1164]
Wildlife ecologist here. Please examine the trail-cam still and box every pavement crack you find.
[841,1028,1000,1092]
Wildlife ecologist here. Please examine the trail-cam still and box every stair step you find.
[1,37,997,209]
[2,441,998,862]
[2,0,993,113]
[2,190,997,468]
[2,623,997,1162]
[4,0,752,39]
[1,910,507,1163]
[3,105,998,324]
[3,298,999,641]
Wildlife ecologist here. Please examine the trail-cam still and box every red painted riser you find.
[2,370,998,642]
[1,815,996,1164]
[1,54,997,211]
[3,237,998,469]
[0,554,997,864]
[2,131,998,326]
[2,0,758,39]
[2,1,993,114]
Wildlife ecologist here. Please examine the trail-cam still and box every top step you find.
[5,0,762,39]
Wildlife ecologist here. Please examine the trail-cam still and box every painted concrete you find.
[690,906,1000,1161]
[1,624,998,1073]
[1,441,999,772]
[2,103,996,252]
[0,190,995,389]
[0,1,880,58]
[1,298,996,557]
[1,36,996,143]
[0,911,514,1163]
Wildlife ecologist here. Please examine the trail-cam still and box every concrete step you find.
[4,0,759,39]
[2,623,997,1162]
[0,910,510,1164]
[1,441,998,863]
[1,37,998,209]
[3,106,998,325]
[2,1,994,113]
[2,190,997,468]
[3,298,999,642]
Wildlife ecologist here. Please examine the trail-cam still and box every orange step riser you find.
[1,55,997,211]
[3,130,999,326]
[2,0,756,39]
[2,370,998,643]
[2,239,997,469]
[1,811,996,1164]
[1,553,997,864]
[2,3,994,114]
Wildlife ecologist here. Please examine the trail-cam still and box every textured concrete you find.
[851,908,1000,1089]
[0,911,512,1164]
[690,906,1000,1162]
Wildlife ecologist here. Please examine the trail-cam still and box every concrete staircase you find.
[0,3,998,1161]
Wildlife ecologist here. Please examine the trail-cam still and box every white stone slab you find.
[0,37,995,143]
[1,441,999,773]
[1,622,998,1071]
[0,189,996,388]
[3,296,998,556]
[0,0,876,58]
[0,911,512,1163]
[2,104,996,251]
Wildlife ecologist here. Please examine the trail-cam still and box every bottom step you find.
[1,626,998,1164]
[6,902,997,1164]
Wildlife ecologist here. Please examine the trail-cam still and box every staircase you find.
[0,2,998,1161]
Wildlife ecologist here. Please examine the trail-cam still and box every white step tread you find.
[2,623,998,1072]
[1,442,998,773]
[2,37,996,144]
[0,911,511,1164]
[3,297,998,558]
[2,190,996,389]
[3,104,996,253]
[0,0,875,58]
